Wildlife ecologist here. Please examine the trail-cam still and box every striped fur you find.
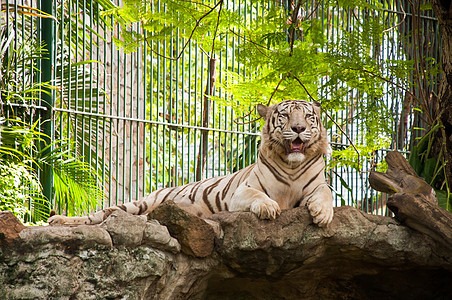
[49,100,334,227]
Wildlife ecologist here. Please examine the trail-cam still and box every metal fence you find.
[1,0,440,217]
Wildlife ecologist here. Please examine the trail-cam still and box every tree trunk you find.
[369,151,452,250]
[431,0,452,189]
[195,58,216,181]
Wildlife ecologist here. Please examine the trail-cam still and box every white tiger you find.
[49,100,334,227]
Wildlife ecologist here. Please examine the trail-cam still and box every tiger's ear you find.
[257,103,269,120]
[312,101,321,118]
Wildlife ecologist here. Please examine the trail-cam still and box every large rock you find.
[148,201,215,258]
[0,211,26,246]
[0,204,451,300]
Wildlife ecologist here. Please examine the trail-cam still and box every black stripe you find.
[301,168,323,191]
[138,201,148,215]
[277,153,287,163]
[222,171,240,198]
[256,175,269,196]
[295,181,325,208]
[243,163,255,178]
[203,179,221,198]
[224,202,229,211]
[303,184,322,200]
[161,187,177,203]
[152,187,169,204]
[119,204,127,211]
[203,192,216,214]
[266,150,292,175]
[202,179,222,213]
[215,192,222,211]
[235,165,253,187]
[294,199,302,207]
[189,180,204,203]
[293,154,322,181]
[259,153,290,186]
[172,183,192,199]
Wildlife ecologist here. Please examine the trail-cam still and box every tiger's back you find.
[145,164,255,218]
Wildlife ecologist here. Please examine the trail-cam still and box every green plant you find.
[0,119,103,222]
[40,138,103,217]
[0,119,48,221]
[1,5,105,222]
[105,0,421,174]
[409,122,451,212]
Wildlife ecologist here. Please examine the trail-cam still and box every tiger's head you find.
[257,100,329,163]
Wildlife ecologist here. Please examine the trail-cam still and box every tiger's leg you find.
[305,184,334,227]
[48,195,155,225]
[229,184,281,220]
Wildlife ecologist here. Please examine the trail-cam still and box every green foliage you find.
[41,139,103,217]
[1,6,105,222]
[409,123,452,212]
[0,162,39,219]
[0,119,48,221]
[0,119,104,222]
[107,0,419,175]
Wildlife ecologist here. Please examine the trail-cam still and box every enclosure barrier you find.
[0,0,439,218]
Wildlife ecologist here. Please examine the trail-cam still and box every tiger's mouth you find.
[285,137,306,155]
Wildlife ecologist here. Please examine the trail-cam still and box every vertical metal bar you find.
[169,34,174,186]
[136,22,141,200]
[122,51,127,201]
[40,0,55,210]
[129,49,133,200]
[56,0,64,214]
[81,0,86,161]
[87,0,93,189]
[143,13,148,197]
[180,24,185,185]
[155,35,160,191]
[188,39,192,183]
[193,41,198,182]
[108,9,114,206]
[160,22,166,188]
[102,2,108,206]
[149,27,154,192]
[175,25,180,186]
[115,30,120,205]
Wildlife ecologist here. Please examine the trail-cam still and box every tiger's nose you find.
[291,125,306,133]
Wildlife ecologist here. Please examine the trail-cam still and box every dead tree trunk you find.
[195,58,216,181]
[369,151,452,250]
[431,0,452,188]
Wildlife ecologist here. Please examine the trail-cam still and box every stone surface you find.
[148,201,215,258]
[18,224,113,249]
[100,209,147,247]
[142,220,181,254]
[0,211,26,246]
[1,204,451,300]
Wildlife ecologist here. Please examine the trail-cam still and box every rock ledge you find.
[1,204,451,300]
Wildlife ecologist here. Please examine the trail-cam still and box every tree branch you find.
[145,0,223,61]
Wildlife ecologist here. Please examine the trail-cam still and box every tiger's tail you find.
[48,193,159,225]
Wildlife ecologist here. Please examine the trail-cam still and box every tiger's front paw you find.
[250,198,281,220]
[307,197,334,227]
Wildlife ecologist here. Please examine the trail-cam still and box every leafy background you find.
[1,0,449,223]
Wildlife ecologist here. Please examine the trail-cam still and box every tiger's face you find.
[257,100,328,162]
